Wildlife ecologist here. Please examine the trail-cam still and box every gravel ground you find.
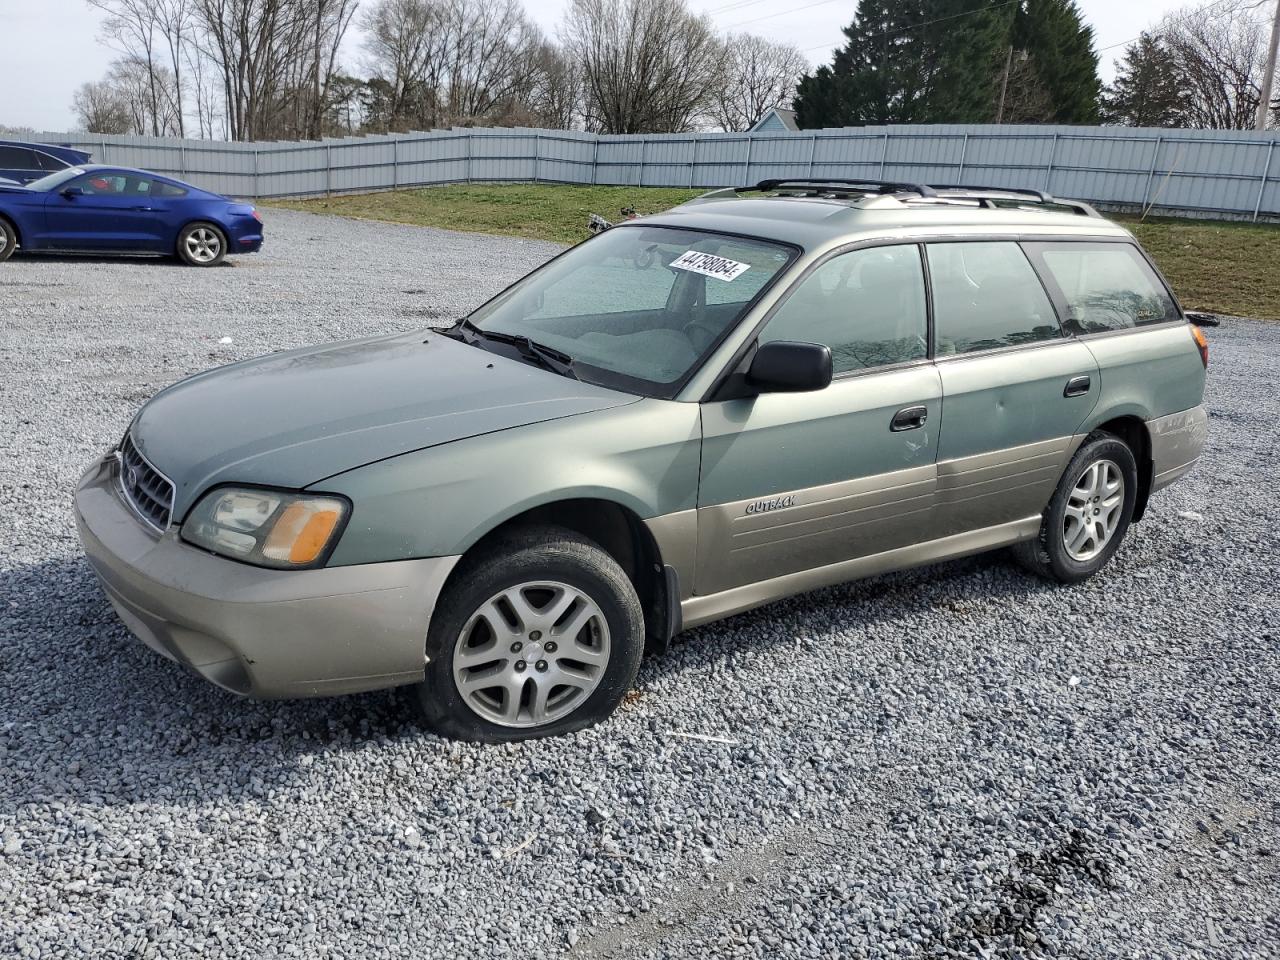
[2,209,1278,959]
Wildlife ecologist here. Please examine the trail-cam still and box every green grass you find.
[1118,215,1280,320]
[273,184,702,246]
[273,185,1280,320]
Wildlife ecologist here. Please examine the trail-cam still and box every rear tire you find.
[416,525,645,742]
[1015,431,1138,584]
[0,218,16,263]
[176,222,227,267]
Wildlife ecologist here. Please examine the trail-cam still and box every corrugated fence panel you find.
[29,124,1280,220]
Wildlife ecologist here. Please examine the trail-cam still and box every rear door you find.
[927,241,1099,538]
[696,243,941,596]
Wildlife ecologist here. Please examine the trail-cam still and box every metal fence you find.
[35,123,1280,221]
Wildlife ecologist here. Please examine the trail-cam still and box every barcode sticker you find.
[669,250,751,282]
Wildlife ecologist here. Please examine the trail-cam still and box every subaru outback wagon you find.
[75,179,1209,741]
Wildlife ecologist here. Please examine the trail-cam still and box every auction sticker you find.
[669,250,751,282]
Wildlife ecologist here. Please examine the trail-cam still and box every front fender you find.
[317,399,703,566]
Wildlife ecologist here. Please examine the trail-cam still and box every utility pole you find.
[997,45,1014,124]
[1259,0,1280,131]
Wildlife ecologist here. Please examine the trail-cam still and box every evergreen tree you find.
[795,0,1013,127]
[1100,33,1191,127]
[1012,0,1101,123]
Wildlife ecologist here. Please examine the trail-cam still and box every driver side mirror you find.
[746,341,832,393]
[61,186,84,199]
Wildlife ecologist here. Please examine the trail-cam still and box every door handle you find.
[1064,375,1091,398]
[890,405,928,432]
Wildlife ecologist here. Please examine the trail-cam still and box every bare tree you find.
[1157,1,1271,129]
[73,79,137,133]
[709,34,807,132]
[87,0,168,135]
[560,0,724,134]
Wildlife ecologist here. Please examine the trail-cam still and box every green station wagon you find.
[75,180,1209,741]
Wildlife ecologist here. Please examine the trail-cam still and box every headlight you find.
[181,487,348,569]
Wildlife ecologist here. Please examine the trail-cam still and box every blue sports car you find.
[0,164,263,267]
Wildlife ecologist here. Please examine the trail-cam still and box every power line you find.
[1095,0,1268,54]
[725,0,846,30]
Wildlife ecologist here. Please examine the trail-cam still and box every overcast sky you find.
[0,0,1193,133]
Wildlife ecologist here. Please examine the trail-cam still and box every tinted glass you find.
[154,181,188,197]
[760,244,928,373]
[1028,242,1178,333]
[927,242,1060,355]
[35,152,68,171]
[470,225,794,396]
[0,147,37,168]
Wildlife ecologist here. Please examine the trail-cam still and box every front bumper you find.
[74,454,459,698]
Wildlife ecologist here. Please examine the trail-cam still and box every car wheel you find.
[0,219,16,263]
[1015,432,1139,584]
[416,525,645,742]
[177,222,227,266]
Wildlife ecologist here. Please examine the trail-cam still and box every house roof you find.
[748,107,799,132]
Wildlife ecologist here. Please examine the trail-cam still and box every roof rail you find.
[925,183,1102,218]
[743,178,939,198]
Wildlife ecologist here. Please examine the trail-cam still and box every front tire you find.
[1015,432,1138,584]
[0,218,16,263]
[177,222,227,266]
[417,526,645,742]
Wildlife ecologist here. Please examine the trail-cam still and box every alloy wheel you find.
[1062,459,1124,562]
[185,227,221,263]
[451,581,611,728]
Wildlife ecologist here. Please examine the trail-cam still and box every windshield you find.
[24,167,86,192]
[467,225,796,397]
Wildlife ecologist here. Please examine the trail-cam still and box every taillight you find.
[251,209,262,223]
[1190,324,1208,368]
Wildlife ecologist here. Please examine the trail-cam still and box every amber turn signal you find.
[263,500,343,564]
[1190,325,1209,368]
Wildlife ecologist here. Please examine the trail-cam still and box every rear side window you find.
[0,146,37,169]
[153,181,188,197]
[35,152,68,171]
[927,242,1061,355]
[1025,242,1179,333]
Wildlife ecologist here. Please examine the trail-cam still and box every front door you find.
[43,171,168,250]
[696,243,942,596]
[926,241,1100,537]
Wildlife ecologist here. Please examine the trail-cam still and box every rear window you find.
[1025,242,1179,334]
[35,151,68,171]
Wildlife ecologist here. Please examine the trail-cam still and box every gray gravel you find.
[2,209,1278,959]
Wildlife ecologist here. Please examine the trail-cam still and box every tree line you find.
[796,0,1279,131]
[72,0,1280,140]
[73,0,807,138]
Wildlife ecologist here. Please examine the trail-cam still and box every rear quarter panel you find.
[1077,323,1206,427]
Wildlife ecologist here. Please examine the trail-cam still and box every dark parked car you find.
[0,164,264,266]
[0,140,92,185]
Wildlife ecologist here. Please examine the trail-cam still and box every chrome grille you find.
[118,433,175,532]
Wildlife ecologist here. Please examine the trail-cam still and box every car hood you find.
[131,331,638,517]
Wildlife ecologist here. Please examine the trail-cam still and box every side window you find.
[760,244,928,374]
[35,152,68,172]
[154,181,188,197]
[1026,242,1178,333]
[927,242,1061,355]
[0,146,37,169]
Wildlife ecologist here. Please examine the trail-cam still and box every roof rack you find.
[697,178,1101,218]
[741,178,939,198]
[924,183,1102,218]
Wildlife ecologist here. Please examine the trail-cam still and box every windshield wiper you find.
[448,318,579,380]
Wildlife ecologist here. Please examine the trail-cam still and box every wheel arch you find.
[1091,413,1153,522]
[173,217,228,253]
[0,211,21,247]
[443,497,676,654]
